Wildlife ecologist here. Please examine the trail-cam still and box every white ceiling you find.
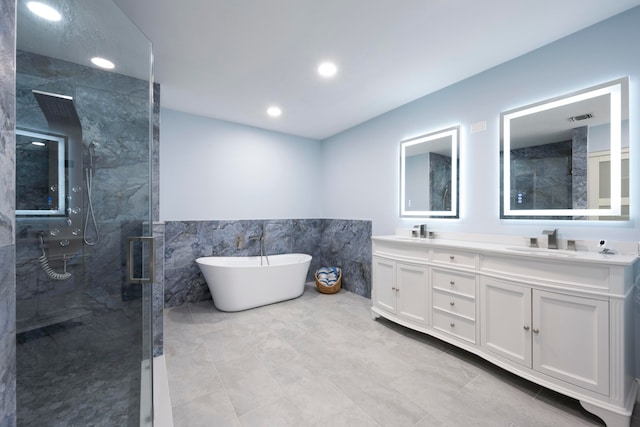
[109,0,639,140]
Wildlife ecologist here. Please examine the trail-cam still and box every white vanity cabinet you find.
[481,279,609,394]
[372,256,429,325]
[371,236,638,427]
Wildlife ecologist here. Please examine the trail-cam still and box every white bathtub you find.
[196,253,312,312]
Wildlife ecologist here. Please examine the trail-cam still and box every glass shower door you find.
[15,0,154,425]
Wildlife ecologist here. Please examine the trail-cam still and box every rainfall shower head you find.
[32,90,81,129]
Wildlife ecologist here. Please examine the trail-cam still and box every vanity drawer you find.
[433,289,475,319]
[431,249,476,269]
[432,269,476,297]
[432,309,476,343]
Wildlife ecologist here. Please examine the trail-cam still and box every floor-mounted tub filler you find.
[196,253,312,311]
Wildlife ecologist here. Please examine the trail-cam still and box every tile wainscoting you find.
[161,219,372,308]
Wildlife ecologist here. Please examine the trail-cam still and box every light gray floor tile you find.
[186,301,229,330]
[165,343,225,407]
[216,354,283,416]
[282,375,355,420]
[238,396,305,427]
[331,369,427,426]
[172,390,240,427]
[165,286,622,427]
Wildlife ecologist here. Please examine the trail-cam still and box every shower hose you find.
[38,233,72,281]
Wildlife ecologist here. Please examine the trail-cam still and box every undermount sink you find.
[505,247,577,257]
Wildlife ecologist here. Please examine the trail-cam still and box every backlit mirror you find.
[401,126,459,217]
[501,78,629,220]
[16,129,66,215]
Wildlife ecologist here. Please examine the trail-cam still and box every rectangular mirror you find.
[16,128,66,215]
[401,126,459,217]
[501,78,629,220]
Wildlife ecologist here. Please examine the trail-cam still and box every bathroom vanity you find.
[371,235,639,427]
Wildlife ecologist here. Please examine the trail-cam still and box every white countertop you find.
[372,235,639,266]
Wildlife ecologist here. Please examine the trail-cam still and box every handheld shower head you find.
[87,141,99,169]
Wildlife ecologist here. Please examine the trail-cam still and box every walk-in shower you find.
[15,0,154,425]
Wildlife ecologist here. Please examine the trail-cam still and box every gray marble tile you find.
[152,83,160,223]
[162,218,373,307]
[0,244,16,427]
[153,222,165,356]
[15,48,158,337]
[0,0,16,248]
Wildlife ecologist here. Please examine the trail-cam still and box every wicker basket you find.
[315,268,342,294]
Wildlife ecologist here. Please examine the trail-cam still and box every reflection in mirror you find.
[16,129,66,215]
[401,126,459,217]
[501,78,628,220]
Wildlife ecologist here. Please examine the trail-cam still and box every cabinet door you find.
[480,279,532,367]
[532,290,609,395]
[396,263,429,325]
[372,257,397,313]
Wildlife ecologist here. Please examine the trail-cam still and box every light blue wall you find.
[160,109,323,221]
[322,7,640,241]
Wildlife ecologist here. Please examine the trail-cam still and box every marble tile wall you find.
[152,83,160,223]
[152,222,165,356]
[571,126,588,211]
[510,140,573,211]
[15,50,154,324]
[429,152,452,211]
[0,0,16,424]
[163,219,372,307]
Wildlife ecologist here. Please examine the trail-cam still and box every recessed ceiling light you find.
[27,2,62,21]
[317,62,337,78]
[267,106,282,117]
[31,141,46,146]
[91,57,115,70]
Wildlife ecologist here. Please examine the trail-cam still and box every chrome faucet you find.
[249,224,269,265]
[543,229,558,249]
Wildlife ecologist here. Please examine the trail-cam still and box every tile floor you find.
[164,285,639,427]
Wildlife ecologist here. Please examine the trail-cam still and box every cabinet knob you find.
[391,287,396,291]
[449,301,455,306]
[532,328,539,334]
[449,280,455,285]
[523,326,530,331]
[449,255,455,260]
[449,322,455,327]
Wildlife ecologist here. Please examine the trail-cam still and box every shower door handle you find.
[127,236,156,284]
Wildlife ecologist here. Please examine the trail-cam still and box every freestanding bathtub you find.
[196,253,312,312]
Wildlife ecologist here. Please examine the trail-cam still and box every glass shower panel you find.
[15,0,153,425]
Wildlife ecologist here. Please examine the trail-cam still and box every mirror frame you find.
[16,128,67,216]
[400,126,459,218]
[501,78,627,218]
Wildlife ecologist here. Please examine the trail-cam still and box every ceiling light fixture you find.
[31,141,46,146]
[27,1,62,21]
[91,57,115,70]
[317,62,337,78]
[267,106,282,117]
